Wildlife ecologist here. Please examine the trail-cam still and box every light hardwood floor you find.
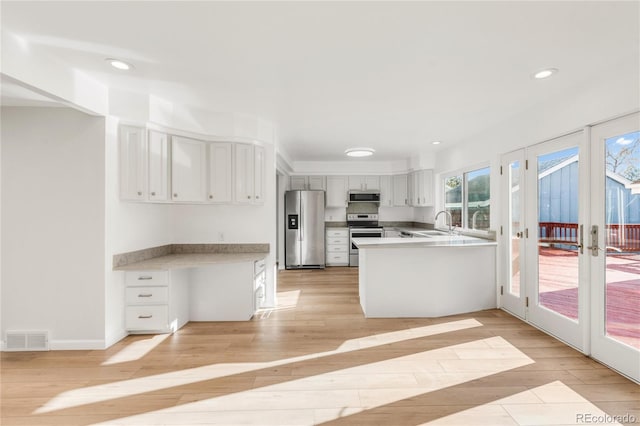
[1,267,638,425]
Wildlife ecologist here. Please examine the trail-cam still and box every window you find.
[443,166,491,231]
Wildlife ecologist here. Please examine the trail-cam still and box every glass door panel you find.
[501,150,526,318]
[536,146,580,320]
[604,130,640,350]
[526,132,586,351]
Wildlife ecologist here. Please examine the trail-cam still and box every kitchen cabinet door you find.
[119,125,147,201]
[393,174,408,206]
[419,169,434,206]
[326,176,348,207]
[254,145,265,204]
[171,136,207,202]
[379,176,393,207]
[348,176,364,191]
[307,175,326,190]
[290,176,307,190]
[148,130,169,201]
[407,172,416,206]
[363,176,380,191]
[234,143,255,204]
[208,142,232,203]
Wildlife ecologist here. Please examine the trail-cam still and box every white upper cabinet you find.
[379,176,393,207]
[171,136,207,202]
[234,143,264,204]
[147,130,169,201]
[119,125,147,201]
[410,169,434,206]
[326,176,348,208]
[208,142,232,203]
[348,175,380,191]
[392,174,408,206]
[290,176,326,191]
[254,145,265,204]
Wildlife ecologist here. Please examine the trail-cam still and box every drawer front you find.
[126,305,168,331]
[326,229,348,238]
[125,286,169,305]
[326,252,349,264]
[327,244,348,253]
[254,259,266,276]
[326,237,348,246]
[124,270,169,286]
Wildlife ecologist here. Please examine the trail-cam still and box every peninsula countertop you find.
[352,235,497,248]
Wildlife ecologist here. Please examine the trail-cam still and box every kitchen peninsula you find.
[353,235,497,318]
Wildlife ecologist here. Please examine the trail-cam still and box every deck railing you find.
[539,222,640,252]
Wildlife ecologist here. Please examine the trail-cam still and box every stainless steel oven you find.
[347,213,383,267]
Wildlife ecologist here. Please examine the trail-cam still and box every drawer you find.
[326,237,348,246]
[326,229,348,238]
[125,286,169,305]
[326,252,349,264]
[327,244,348,253]
[125,305,168,331]
[254,258,266,275]
[125,270,169,286]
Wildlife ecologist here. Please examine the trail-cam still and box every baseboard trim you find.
[49,339,106,350]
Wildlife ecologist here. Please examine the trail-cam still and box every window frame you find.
[440,162,491,236]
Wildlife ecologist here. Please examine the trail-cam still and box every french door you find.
[589,113,640,381]
[525,132,588,351]
[501,114,640,382]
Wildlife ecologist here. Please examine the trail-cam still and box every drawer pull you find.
[138,293,153,298]
[138,314,153,319]
[138,276,153,280]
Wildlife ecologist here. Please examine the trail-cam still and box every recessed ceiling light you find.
[106,58,133,71]
[345,147,375,157]
[532,68,558,79]
[432,141,441,145]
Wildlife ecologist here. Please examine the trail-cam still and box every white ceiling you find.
[1,1,638,161]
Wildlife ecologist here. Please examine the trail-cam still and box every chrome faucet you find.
[435,210,454,234]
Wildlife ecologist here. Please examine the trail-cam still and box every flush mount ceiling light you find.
[431,141,441,145]
[532,68,558,80]
[106,58,133,71]
[345,147,375,157]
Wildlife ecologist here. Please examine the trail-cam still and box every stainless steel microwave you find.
[348,191,381,203]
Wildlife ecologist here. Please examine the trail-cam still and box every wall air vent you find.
[5,331,49,351]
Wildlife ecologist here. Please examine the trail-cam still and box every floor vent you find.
[5,331,49,351]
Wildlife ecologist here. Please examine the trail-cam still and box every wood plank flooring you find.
[1,267,638,425]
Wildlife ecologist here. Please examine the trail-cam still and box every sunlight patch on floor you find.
[101,334,170,366]
[95,336,535,425]
[35,319,482,414]
[419,381,622,425]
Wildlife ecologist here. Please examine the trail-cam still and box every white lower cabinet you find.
[326,228,349,266]
[124,270,189,334]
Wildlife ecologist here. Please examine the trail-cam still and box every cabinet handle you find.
[256,195,260,199]
[151,191,156,196]
[138,315,153,319]
[173,193,178,198]
[209,195,213,199]
[138,293,153,298]
[247,195,251,199]
[137,191,142,196]
[138,276,153,280]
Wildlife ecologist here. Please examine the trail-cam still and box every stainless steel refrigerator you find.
[285,190,325,269]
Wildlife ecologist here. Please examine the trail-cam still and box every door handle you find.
[586,225,599,256]
[516,232,523,238]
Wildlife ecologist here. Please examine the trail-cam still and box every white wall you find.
[1,107,106,348]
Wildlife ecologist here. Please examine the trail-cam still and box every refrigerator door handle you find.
[300,201,304,241]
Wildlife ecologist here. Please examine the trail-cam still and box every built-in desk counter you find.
[114,244,269,333]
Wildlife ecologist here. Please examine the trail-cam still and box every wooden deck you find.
[537,247,640,349]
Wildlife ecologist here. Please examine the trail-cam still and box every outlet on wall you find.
[218,232,224,241]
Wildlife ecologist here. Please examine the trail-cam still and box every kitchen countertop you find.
[115,252,268,271]
[352,235,497,248]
